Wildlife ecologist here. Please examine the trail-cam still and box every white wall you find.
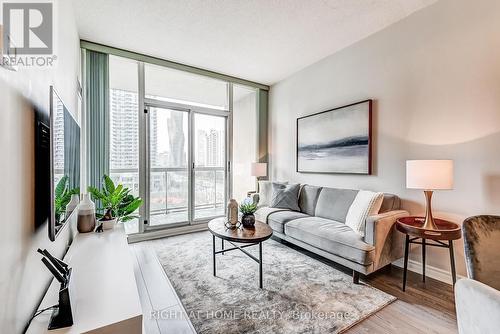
[269,0,500,280]
[0,1,80,332]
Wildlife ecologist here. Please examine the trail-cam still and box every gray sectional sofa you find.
[253,184,409,282]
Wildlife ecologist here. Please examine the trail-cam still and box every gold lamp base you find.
[422,190,438,230]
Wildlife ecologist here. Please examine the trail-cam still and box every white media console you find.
[27,226,143,333]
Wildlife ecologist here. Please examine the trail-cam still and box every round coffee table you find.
[208,217,273,289]
[396,216,461,291]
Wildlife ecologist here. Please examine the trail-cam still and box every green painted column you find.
[85,50,109,198]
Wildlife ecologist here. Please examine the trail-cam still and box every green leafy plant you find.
[54,175,79,224]
[87,175,143,222]
[239,197,257,215]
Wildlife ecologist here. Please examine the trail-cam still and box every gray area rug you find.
[153,231,395,334]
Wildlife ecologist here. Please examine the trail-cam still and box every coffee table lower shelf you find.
[208,218,273,289]
[212,236,265,288]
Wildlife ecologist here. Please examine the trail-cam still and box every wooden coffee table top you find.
[396,216,461,241]
[208,217,273,243]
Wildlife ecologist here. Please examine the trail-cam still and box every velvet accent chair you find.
[455,215,500,334]
[462,215,500,290]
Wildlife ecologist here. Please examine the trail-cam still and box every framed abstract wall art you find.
[296,100,372,174]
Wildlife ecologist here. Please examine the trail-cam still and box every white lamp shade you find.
[251,163,267,177]
[406,160,454,190]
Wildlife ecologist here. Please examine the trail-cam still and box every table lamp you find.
[406,160,454,230]
[251,162,267,192]
[251,162,267,179]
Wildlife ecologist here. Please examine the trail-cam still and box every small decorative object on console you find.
[77,194,96,233]
[95,223,104,233]
[226,199,239,228]
[240,197,257,228]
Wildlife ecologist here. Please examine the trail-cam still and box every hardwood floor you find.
[278,238,458,333]
[132,235,458,334]
[348,266,457,333]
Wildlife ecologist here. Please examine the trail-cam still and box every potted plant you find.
[87,175,143,230]
[239,197,257,228]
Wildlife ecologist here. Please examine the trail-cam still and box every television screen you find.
[35,105,51,230]
[49,86,80,241]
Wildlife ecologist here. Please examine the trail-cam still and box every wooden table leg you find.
[403,234,410,291]
[422,238,426,282]
[213,235,216,277]
[259,242,263,289]
[449,240,457,286]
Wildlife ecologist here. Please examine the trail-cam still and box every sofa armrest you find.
[456,278,500,334]
[365,209,409,271]
[365,210,409,245]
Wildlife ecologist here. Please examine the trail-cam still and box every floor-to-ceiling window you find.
[108,55,140,233]
[143,64,229,231]
[87,45,267,236]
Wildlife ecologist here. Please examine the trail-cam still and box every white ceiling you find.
[72,0,436,85]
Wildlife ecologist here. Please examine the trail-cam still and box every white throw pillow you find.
[345,190,384,236]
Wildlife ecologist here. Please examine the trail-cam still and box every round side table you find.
[396,216,461,291]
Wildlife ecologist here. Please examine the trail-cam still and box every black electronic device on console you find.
[38,249,74,330]
[38,249,69,276]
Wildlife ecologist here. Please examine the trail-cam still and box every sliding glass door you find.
[145,106,189,228]
[143,104,228,230]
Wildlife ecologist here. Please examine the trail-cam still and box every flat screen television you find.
[35,86,80,241]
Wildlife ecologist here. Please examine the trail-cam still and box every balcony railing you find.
[109,167,225,223]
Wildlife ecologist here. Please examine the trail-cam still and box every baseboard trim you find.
[127,223,208,243]
[392,258,465,285]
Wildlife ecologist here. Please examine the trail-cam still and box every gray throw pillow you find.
[270,183,300,211]
[258,181,288,207]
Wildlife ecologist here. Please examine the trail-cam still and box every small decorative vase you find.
[227,199,239,227]
[77,194,96,233]
[66,194,80,216]
[101,218,117,230]
[241,213,255,228]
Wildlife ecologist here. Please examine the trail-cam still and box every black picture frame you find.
[296,99,372,175]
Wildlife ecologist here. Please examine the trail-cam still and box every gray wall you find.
[0,1,80,332]
[269,0,500,279]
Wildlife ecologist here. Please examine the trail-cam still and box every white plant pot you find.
[101,218,117,230]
